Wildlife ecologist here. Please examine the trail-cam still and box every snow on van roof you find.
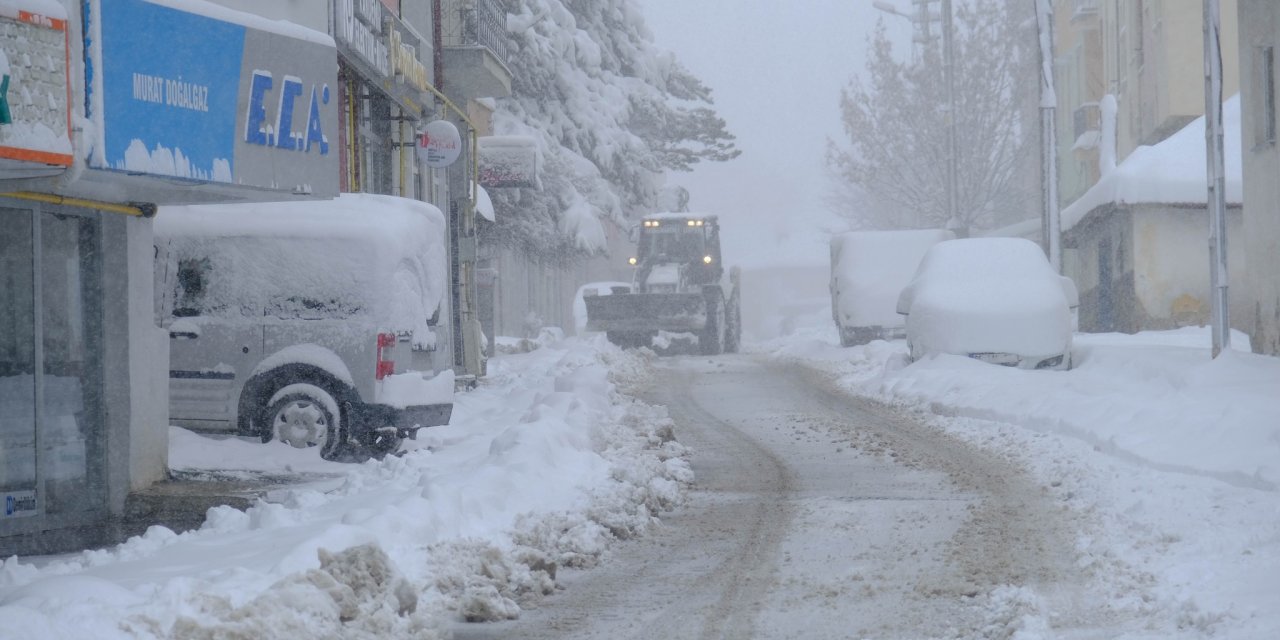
[157,192,444,244]
[156,193,448,329]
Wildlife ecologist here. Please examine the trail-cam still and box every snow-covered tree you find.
[488,0,738,263]
[827,0,1037,233]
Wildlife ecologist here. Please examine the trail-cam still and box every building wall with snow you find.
[1238,0,1280,356]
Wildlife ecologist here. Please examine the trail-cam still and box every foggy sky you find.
[639,0,913,268]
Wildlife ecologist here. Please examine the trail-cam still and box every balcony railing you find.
[441,0,510,68]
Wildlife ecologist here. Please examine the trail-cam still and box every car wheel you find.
[263,383,342,460]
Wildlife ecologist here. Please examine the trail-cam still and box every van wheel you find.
[263,383,342,460]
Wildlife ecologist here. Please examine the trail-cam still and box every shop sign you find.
[2,490,37,519]
[478,136,539,189]
[389,25,429,94]
[336,0,431,96]
[417,120,461,167]
[336,0,390,78]
[0,4,72,178]
[88,0,339,197]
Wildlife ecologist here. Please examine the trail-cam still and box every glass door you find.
[40,212,102,516]
[0,209,37,520]
[0,205,103,532]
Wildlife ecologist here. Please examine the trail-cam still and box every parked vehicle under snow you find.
[154,193,455,460]
[896,237,1079,370]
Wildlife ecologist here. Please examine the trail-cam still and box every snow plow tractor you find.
[584,213,742,355]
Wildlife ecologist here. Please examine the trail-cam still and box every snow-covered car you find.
[830,229,954,346]
[154,193,455,460]
[896,237,1079,370]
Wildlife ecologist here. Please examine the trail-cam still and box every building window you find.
[1257,46,1276,147]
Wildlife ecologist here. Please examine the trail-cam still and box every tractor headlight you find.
[703,255,713,265]
[628,257,637,266]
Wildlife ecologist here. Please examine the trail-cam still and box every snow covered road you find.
[3,329,1274,638]
[455,355,1119,639]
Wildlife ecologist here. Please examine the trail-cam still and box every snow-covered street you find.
[2,324,1278,639]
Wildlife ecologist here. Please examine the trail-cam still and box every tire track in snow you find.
[454,361,796,640]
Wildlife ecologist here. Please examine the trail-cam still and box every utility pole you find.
[941,0,961,236]
[1204,0,1231,357]
[1035,0,1060,272]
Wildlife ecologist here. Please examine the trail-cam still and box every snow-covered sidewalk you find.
[0,339,690,639]
[762,326,1280,638]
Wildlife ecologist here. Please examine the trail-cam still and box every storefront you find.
[0,202,104,528]
[1,0,339,554]
[332,0,434,197]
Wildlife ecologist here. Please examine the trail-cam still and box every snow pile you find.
[0,339,690,638]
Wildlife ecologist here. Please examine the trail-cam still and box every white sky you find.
[639,0,914,267]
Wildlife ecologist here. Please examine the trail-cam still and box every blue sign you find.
[91,0,339,195]
[99,0,243,181]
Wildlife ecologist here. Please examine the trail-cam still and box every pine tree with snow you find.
[488,0,739,263]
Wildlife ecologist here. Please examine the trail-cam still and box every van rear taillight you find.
[376,332,396,380]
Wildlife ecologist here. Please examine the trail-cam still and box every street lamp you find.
[873,0,959,235]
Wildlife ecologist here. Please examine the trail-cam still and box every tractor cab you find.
[632,215,723,291]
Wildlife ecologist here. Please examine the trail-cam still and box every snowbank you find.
[0,339,691,638]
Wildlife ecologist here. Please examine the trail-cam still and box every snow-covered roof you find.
[1063,94,1242,232]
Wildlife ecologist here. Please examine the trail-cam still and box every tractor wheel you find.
[724,294,742,353]
[700,293,726,356]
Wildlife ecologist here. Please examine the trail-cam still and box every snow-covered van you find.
[829,229,954,347]
[154,194,454,460]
